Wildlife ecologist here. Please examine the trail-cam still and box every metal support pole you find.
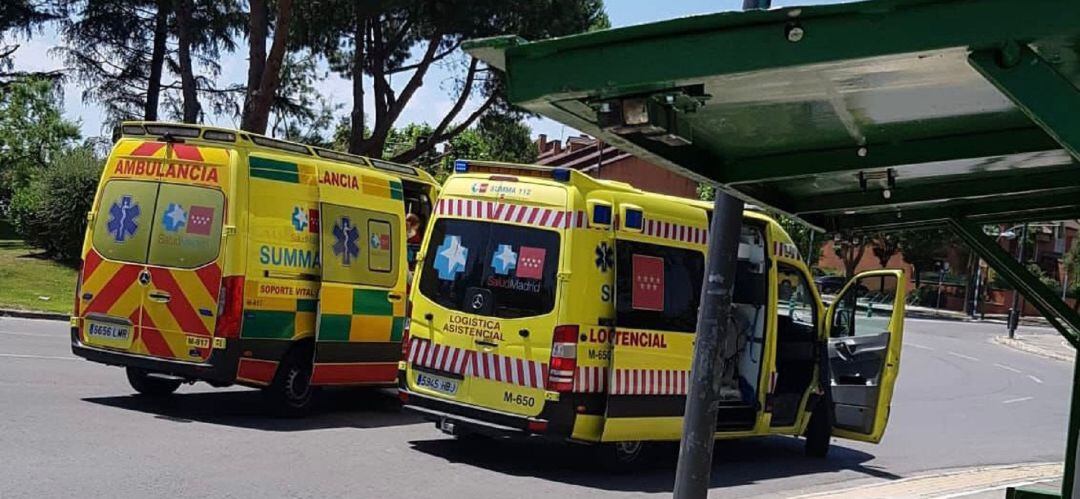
[972,263,983,319]
[1010,223,1029,338]
[673,190,744,499]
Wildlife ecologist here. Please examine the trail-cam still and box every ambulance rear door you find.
[601,202,709,442]
[312,163,408,385]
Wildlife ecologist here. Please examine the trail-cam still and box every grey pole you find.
[1008,223,1029,338]
[673,190,745,499]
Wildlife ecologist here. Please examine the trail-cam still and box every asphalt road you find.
[0,316,1072,498]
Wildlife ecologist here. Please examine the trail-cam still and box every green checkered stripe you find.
[240,298,318,340]
[317,288,406,343]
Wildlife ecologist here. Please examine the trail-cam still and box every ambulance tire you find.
[596,441,648,472]
[126,367,181,396]
[265,346,315,418]
[804,395,833,458]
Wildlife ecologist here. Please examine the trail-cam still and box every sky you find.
[9,0,852,143]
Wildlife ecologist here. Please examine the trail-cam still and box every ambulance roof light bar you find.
[453,159,571,182]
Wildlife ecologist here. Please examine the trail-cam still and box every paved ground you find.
[0,316,1073,498]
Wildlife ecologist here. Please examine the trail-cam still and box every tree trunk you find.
[241,0,269,132]
[144,0,169,121]
[175,0,200,123]
[242,0,294,134]
[347,16,366,154]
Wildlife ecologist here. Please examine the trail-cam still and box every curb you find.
[0,308,70,322]
[994,336,1075,363]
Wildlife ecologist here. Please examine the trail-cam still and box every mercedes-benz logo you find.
[138,270,151,286]
[471,294,485,310]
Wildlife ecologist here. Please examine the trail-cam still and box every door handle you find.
[388,293,404,301]
[475,340,498,348]
[148,290,172,303]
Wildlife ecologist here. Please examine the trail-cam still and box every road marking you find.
[908,343,934,351]
[0,331,55,338]
[993,363,1022,373]
[792,462,1062,499]
[1003,397,1034,404]
[948,351,980,362]
[0,353,77,361]
[1028,375,1044,384]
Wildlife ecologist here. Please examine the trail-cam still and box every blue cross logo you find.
[162,203,187,232]
[107,195,140,243]
[291,206,308,232]
[433,235,468,280]
[332,216,360,265]
[490,244,517,275]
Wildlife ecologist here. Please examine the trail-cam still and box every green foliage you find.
[477,113,538,164]
[9,147,103,262]
[896,228,956,288]
[0,78,80,207]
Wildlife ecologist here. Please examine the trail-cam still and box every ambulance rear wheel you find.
[265,348,315,417]
[804,395,833,458]
[597,441,647,472]
[126,367,181,396]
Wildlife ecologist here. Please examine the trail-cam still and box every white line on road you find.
[0,353,77,361]
[993,363,1022,373]
[0,331,55,338]
[948,351,980,362]
[907,343,934,351]
[1002,397,1034,404]
[1028,375,1044,384]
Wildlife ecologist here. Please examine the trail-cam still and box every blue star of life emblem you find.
[595,242,614,272]
[490,244,517,275]
[162,203,187,232]
[291,206,308,232]
[434,234,468,280]
[332,216,360,265]
[107,195,140,242]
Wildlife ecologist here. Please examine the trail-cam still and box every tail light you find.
[214,276,245,339]
[546,325,579,392]
[400,300,413,360]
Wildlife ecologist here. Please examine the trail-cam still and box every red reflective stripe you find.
[236,358,278,385]
[311,362,397,385]
[130,142,165,157]
[194,263,222,300]
[149,268,209,335]
[551,211,564,229]
[172,143,203,161]
[85,264,142,314]
[139,310,174,358]
[82,250,103,283]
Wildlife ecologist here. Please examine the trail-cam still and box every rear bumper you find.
[70,326,240,385]
[401,389,555,440]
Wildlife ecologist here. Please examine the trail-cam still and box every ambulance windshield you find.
[419,218,560,318]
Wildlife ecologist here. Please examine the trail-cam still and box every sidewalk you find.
[995,333,1076,363]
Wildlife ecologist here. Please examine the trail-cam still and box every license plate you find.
[416,372,459,396]
[86,320,132,348]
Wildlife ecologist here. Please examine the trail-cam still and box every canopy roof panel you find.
[465,0,1080,231]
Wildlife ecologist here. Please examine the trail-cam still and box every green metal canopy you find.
[464,0,1080,233]
[467,4,1080,497]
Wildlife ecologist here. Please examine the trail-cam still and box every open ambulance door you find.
[312,163,407,386]
[824,269,906,443]
[600,205,709,442]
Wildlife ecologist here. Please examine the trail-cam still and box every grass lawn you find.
[0,240,77,314]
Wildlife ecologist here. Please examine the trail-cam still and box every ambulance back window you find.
[91,179,224,268]
[419,218,560,318]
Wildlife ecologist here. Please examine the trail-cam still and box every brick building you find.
[534,134,699,198]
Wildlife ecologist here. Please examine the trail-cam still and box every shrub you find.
[10,147,104,262]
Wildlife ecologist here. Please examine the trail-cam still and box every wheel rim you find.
[615,441,643,462]
[284,366,311,406]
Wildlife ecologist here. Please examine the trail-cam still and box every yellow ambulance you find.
[71,122,438,415]
[400,160,906,465]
